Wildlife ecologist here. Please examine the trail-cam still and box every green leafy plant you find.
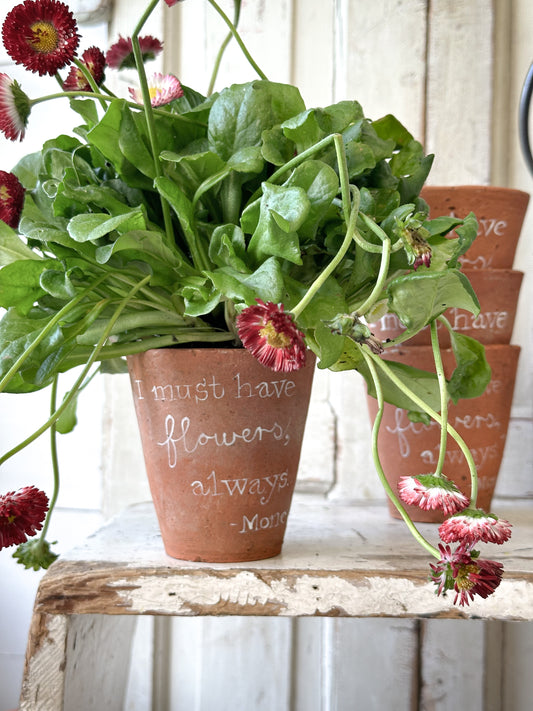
[0,0,509,606]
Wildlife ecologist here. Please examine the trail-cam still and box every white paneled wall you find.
[1,0,532,709]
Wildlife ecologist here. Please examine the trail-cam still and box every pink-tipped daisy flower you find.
[163,0,184,6]
[63,46,106,91]
[439,509,512,546]
[0,73,31,141]
[106,35,163,70]
[430,543,503,607]
[237,299,307,373]
[129,72,184,107]
[0,486,49,550]
[398,474,469,516]
[2,0,79,76]
[0,171,25,228]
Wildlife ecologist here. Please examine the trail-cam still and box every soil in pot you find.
[127,347,316,562]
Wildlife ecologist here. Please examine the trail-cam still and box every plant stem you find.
[0,275,109,394]
[0,276,151,466]
[430,321,448,478]
[38,376,60,543]
[291,186,360,320]
[206,0,268,80]
[72,57,107,111]
[360,346,439,558]
[207,0,242,95]
[130,0,174,246]
[356,236,391,316]
[366,348,479,503]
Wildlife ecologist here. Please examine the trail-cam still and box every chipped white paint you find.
[19,614,68,711]
[107,571,533,620]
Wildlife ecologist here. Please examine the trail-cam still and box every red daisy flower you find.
[129,72,184,107]
[439,509,512,546]
[0,170,25,228]
[398,474,469,516]
[237,300,307,373]
[0,486,49,550]
[63,46,106,91]
[106,35,163,70]
[2,0,80,77]
[0,73,31,141]
[430,543,503,606]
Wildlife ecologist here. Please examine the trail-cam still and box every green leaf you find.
[283,160,339,241]
[330,340,442,413]
[387,269,480,333]
[0,222,43,265]
[247,182,308,265]
[208,81,305,161]
[87,101,153,189]
[67,209,146,243]
[0,260,56,313]
[208,225,247,270]
[447,332,491,403]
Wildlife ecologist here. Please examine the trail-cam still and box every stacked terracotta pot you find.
[368,186,529,521]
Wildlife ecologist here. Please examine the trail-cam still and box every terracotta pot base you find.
[127,348,315,562]
[366,344,520,522]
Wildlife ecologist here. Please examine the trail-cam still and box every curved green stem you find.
[291,186,360,320]
[72,57,107,111]
[366,348,479,503]
[360,347,439,558]
[206,0,268,80]
[0,275,109,394]
[357,236,391,315]
[0,276,151,466]
[30,91,205,124]
[207,0,242,95]
[130,1,174,246]
[430,321,448,478]
[38,376,60,543]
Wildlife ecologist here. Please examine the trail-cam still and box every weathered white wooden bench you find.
[19,497,533,710]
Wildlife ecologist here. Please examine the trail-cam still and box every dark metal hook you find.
[519,62,533,177]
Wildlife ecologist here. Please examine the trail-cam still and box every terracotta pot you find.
[420,185,529,269]
[127,347,315,562]
[366,344,520,522]
[369,268,524,347]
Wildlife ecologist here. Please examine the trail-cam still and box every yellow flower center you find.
[0,185,10,202]
[260,320,290,349]
[149,87,158,100]
[30,22,59,54]
[455,563,478,591]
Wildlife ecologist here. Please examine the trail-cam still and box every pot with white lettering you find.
[420,185,529,269]
[366,344,520,523]
[127,347,315,562]
[369,268,524,346]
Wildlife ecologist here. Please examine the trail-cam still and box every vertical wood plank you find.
[425,1,494,183]
[292,0,335,107]
[420,620,486,711]
[168,617,293,711]
[334,0,427,137]
[63,615,137,711]
[501,622,533,710]
[323,618,419,710]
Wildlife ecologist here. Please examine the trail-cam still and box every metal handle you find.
[519,62,533,176]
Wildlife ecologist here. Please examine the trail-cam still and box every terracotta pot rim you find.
[422,184,530,199]
[385,343,521,355]
[461,267,524,277]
